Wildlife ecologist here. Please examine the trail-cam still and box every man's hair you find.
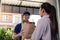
[23,11,30,16]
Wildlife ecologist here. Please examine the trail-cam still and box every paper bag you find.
[22,22,35,39]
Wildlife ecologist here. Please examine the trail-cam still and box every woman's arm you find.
[31,20,46,40]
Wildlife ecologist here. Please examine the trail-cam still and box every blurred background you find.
[0,0,60,40]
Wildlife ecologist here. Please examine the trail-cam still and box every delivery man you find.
[12,11,30,40]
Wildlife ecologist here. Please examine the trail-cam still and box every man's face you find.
[23,14,30,20]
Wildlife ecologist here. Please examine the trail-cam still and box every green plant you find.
[0,28,7,40]
[0,28,14,40]
[23,20,29,23]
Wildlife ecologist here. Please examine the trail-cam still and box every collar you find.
[42,15,49,18]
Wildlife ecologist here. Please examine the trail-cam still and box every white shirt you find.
[31,15,51,40]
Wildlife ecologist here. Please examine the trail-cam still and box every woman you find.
[31,2,58,40]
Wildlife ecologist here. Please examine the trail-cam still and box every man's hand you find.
[20,29,25,36]
[12,30,25,40]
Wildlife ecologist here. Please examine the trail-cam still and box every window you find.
[5,5,12,13]
[13,14,21,24]
[27,8,33,14]
[34,9,39,15]
[1,5,5,12]
[13,6,19,13]
[20,7,26,13]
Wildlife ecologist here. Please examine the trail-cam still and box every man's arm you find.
[12,32,21,39]
[12,24,22,39]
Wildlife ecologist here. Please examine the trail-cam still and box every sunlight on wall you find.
[29,15,41,26]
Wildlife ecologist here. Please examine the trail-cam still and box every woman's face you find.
[39,8,43,17]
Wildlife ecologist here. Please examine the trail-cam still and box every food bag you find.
[22,22,35,39]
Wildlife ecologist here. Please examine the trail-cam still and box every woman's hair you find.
[50,5,58,36]
[40,2,58,36]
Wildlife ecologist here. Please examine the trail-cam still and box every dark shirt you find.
[14,23,22,40]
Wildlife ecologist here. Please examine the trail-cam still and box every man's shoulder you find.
[17,23,21,26]
[15,23,22,28]
[14,23,22,33]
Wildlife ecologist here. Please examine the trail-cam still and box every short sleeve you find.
[14,23,22,34]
